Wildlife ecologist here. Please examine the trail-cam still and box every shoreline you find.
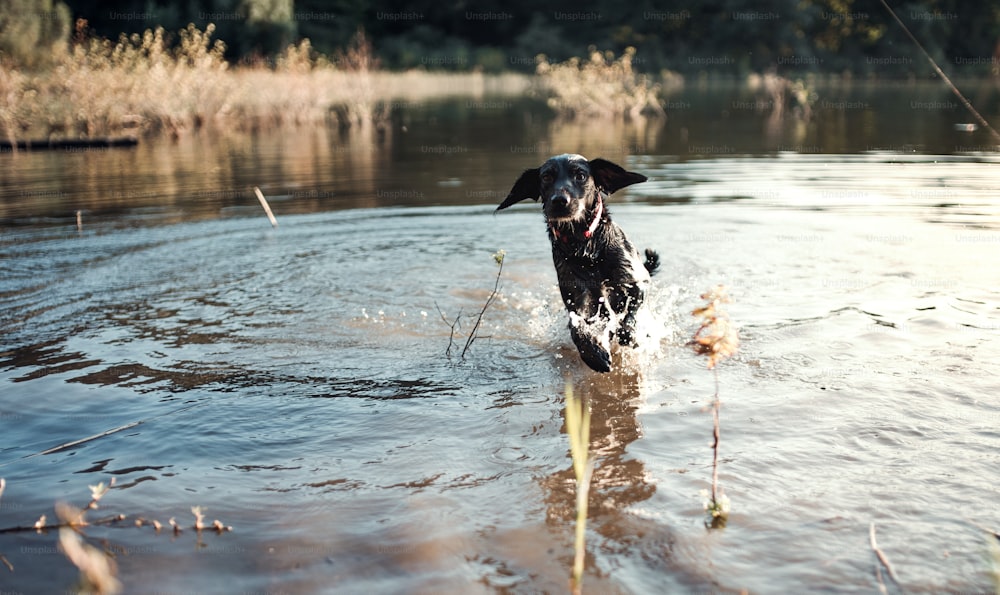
[2,64,994,145]
[0,68,534,142]
[0,135,139,151]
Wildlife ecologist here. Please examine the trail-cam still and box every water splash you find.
[498,278,683,374]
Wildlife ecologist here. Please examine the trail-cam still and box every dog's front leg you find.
[568,315,612,373]
[601,239,651,348]
[607,282,644,347]
[556,267,613,373]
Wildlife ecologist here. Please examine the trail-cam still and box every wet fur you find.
[497,154,659,372]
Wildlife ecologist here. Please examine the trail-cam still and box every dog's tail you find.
[643,249,660,276]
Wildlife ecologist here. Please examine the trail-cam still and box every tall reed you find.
[689,285,739,527]
[564,383,593,594]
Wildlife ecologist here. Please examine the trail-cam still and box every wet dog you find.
[497,154,659,372]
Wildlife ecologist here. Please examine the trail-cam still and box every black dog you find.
[497,154,659,372]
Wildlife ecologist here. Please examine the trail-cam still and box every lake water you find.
[2,83,1000,593]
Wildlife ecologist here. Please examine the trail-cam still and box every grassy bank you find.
[0,25,530,142]
[0,24,708,144]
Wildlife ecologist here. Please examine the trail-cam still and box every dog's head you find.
[496,154,647,225]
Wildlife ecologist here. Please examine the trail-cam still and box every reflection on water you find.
[2,81,998,227]
[1,83,1000,593]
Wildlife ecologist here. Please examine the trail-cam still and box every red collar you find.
[550,195,603,243]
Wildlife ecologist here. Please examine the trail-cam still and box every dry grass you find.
[689,285,739,527]
[0,23,530,142]
[535,47,677,120]
[564,383,593,595]
[0,23,676,141]
[1,476,232,593]
[746,71,816,120]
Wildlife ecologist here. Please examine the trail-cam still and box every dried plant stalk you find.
[690,285,739,526]
[254,186,279,228]
[461,250,505,358]
[565,384,593,594]
[869,522,900,593]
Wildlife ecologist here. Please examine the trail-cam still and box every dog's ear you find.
[496,168,541,211]
[588,158,647,194]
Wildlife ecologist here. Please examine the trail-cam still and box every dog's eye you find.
[541,173,553,184]
[574,171,588,183]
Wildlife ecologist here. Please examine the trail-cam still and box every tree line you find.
[3,0,999,76]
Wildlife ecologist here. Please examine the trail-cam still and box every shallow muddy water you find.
[2,84,1000,593]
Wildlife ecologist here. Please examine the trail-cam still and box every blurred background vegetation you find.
[2,0,1000,77]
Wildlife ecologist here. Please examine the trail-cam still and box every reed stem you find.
[710,369,720,505]
[564,384,592,593]
[459,250,504,359]
[689,286,738,526]
[253,186,278,228]
[869,522,900,593]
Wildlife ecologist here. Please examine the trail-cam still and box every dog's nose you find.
[550,194,570,208]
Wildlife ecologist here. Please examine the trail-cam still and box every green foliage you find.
[0,0,71,68]
[244,0,292,24]
[239,0,296,57]
[18,0,1000,76]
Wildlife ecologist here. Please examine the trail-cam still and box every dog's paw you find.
[617,326,637,348]
[616,312,644,348]
[569,315,613,373]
